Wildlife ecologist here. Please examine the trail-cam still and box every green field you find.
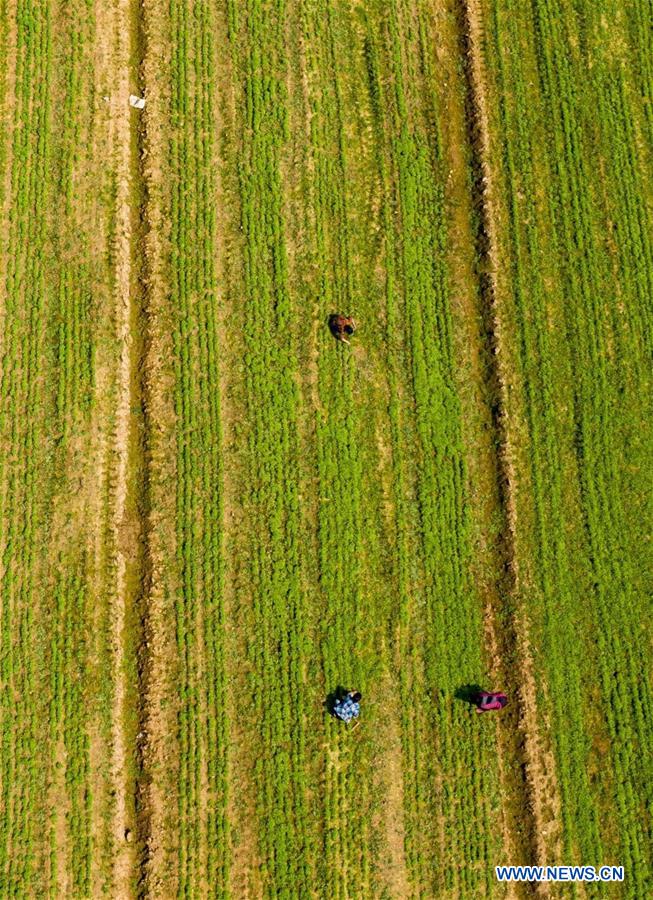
[0,0,650,896]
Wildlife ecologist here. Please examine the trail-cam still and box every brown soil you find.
[51,736,72,898]
[98,0,139,893]
[85,3,116,889]
[134,0,182,895]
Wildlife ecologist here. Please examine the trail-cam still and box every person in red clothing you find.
[475,691,508,713]
[329,314,357,345]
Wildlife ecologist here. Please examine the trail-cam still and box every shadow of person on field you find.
[324,685,348,717]
[327,313,339,337]
[454,684,484,707]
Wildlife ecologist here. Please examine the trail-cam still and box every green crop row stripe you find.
[169,0,228,891]
[485,0,653,890]
[226,1,311,895]
[0,1,55,892]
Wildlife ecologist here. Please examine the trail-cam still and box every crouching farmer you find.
[475,691,508,713]
[333,690,362,723]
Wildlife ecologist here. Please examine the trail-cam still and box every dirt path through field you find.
[121,0,183,894]
[87,1,126,892]
[106,0,138,892]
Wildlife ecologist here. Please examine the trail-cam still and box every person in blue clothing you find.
[333,690,362,723]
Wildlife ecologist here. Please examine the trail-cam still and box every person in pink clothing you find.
[475,691,508,713]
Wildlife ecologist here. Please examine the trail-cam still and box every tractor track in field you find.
[104,0,159,894]
[136,4,180,894]
[457,0,558,881]
[106,0,139,892]
[121,0,177,895]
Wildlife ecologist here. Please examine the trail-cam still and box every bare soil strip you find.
[456,0,562,880]
[107,0,139,893]
[129,0,181,895]
[89,1,127,892]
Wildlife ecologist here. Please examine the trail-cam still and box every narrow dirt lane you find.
[136,0,181,892]
[107,0,140,892]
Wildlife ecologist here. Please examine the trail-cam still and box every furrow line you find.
[106,0,150,893]
[135,0,182,895]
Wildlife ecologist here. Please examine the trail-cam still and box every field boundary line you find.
[459,0,559,877]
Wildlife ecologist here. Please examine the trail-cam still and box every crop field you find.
[0,0,650,897]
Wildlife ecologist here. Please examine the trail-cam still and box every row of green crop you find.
[49,11,95,886]
[485,0,604,861]
[300,2,373,894]
[624,0,653,150]
[380,2,500,893]
[225,2,314,894]
[0,1,55,893]
[533,0,653,884]
[0,0,8,214]
[169,0,228,893]
[47,566,92,896]
[484,0,653,890]
[391,10,489,893]
[0,1,101,893]
[293,1,503,895]
[52,1,94,442]
[357,17,431,892]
